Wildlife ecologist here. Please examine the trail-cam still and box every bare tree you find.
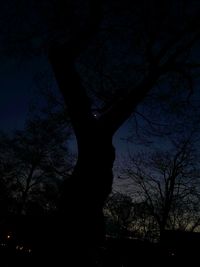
[122,137,200,239]
[0,113,72,215]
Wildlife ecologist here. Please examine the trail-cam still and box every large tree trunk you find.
[48,34,159,267]
[49,121,115,265]
[47,1,159,263]
[48,35,159,267]
[48,36,116,264]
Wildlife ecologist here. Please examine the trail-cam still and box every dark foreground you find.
[0,235,199,267]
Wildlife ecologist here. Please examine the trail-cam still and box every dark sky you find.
[0,67,32,131]
[0,57,47,131]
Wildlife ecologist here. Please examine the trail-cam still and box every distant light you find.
[16,245,24,251]
[7,235,11,239]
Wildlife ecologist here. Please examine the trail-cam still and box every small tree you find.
[0,114,72,215]
[122,137,200,239]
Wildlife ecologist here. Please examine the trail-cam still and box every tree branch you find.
[100,67,161,134]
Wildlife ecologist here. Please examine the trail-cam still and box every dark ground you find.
[0,217,199,266]
[0,235,198,266]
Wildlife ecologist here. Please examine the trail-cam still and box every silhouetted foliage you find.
[105,192,160,241]
[0,113,72,215]
[104,192,134,238]
[122,136,200,239]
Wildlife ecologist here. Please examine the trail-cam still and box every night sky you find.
[0,58,46,131]
[0,0,200,197]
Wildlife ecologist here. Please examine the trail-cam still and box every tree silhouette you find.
[0,113,72,216]
[122,136,200,240]
[104,192,134,238]
[46,1,200,263]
